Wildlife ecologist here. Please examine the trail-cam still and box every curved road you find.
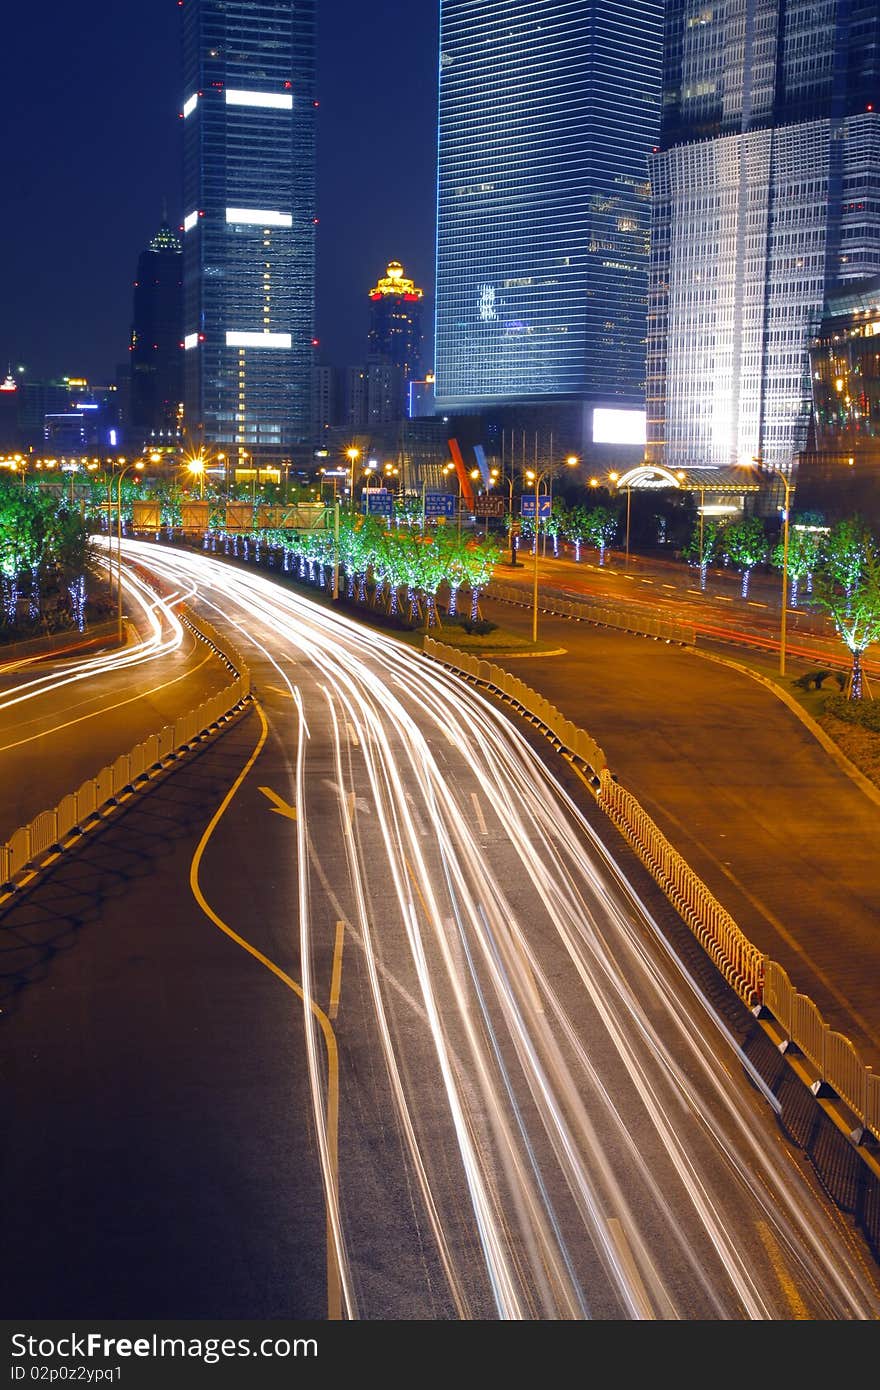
[3,539,876,1320]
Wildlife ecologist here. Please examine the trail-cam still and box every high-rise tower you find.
[433,1,664,441]
[647,0,880,479]
[366,260,424,420]
[129,216,183,447]
[181,0,316,466]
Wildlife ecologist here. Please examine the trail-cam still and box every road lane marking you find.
[188,699,344,1321]
[265,683,294,698]
[606,1218,656,1320]
[329,921,345,1020]
[259,785,298,819]
[347,722,360,748]
[756,1220,811,1318]
[471,792,488,836]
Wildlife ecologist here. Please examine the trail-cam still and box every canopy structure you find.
[611,463,761,494]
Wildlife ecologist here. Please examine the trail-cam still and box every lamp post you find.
[114,459,143,644]
[187,455,205,499]
[741,457,792,676]
[345,446,360,514]
[526,456,578,641]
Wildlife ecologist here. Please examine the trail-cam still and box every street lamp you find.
[187,455,205,499]
[608,471,631,565]
[345,446,360,513]
[740,456,792,676]
[113,459,144,644]
[525,457,578,642]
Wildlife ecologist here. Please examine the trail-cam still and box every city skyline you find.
[0,1,438,386]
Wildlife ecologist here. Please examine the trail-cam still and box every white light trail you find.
[121,538,880,1321]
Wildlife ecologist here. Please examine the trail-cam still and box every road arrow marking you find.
[259,786,298,820]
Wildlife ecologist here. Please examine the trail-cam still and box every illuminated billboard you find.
[592,408,646,445]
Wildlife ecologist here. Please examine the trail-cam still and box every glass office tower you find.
[433,1,664,414]
[647,0,880,476]
[181,0,316,464]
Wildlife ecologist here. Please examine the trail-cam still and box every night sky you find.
[0,1,439,385]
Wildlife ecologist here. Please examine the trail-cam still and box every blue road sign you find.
[362,490,393,516]
[424,492,456,519]
[521,495,551,519]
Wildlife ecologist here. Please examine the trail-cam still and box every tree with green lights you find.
[770,521,824,608]
[582,505,619,567]
[721,515,769,598]
[681,517,723,592]
[810,522,880,699]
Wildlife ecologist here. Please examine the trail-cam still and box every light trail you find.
[0,540,187,715]
[123,537,880,1321]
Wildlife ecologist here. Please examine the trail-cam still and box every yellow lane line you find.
[756,1220,811,1318]
[329,921,346,1020]
[188,699,343,1322]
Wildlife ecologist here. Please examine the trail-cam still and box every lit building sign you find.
[183,93,199,118]
[183,210,199,233]
[225,331,292,349]
[225,89,293,110]
[593,408,646,445]
[225,207,292,228]
[184,333,199,351]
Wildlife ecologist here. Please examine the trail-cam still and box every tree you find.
[582,505,618,566]
[819,518,867,618]
[462,539,501,623]
[721,516,768,598]
[810,523,880,699]
[681,517,723,592]
[770,522,823,609]
[563,505,591,563]
[544,498,567,557]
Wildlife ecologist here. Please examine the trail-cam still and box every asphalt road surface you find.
[2,540,878,1321]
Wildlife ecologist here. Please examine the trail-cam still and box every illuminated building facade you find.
[181,0,316,464]
[647,0,880,480]
[434,0,663,430]
[367,261,424,416]
[129,218,183,447]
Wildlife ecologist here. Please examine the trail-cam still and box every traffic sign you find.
[363,489,393,516]
[424,492,456,519]
[521,495,551,519]
[473,494,505,517]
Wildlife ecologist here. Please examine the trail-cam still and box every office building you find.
[181,0,316,466]
[129,217,183,448]
[434,0,664,455]
[647,0,880,482]
[367,260,424,416]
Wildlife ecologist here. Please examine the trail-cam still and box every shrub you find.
[461,618,498,636]
[823,693,880,731]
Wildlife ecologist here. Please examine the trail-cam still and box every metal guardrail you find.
[0,609,251,894]
[486,579,697,646]
[423,634,879,1146]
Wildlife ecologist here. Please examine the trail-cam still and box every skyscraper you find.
[181,0,316,466]
[433,1,664,444]
[129,217,183,448]
[367,260,424,417]
[647,1,880,480]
